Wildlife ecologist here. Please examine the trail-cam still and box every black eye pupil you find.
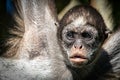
[67,31,74,39]
[82,32,92,39]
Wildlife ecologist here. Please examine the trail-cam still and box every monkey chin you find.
[69,58,89,68]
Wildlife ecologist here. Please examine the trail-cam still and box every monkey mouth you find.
[69,53,88,64]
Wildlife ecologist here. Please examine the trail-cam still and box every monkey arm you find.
[0,0,72,80]
[98,29,120,80]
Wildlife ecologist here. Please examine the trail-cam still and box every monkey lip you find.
[69,54,88,63]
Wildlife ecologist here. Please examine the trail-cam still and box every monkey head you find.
[59,5,108,68]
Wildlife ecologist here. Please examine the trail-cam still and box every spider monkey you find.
[58,5,120,80]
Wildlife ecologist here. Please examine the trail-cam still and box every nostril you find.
[74,45,82,49]
[74,45,76,48]
[79,45,82,49]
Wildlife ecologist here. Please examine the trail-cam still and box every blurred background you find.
[0,0,120,31]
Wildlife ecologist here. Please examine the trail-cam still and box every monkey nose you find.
[74,45,82,49]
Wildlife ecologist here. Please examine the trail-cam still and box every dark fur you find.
[0,0,24,57]
[58,5,120,80]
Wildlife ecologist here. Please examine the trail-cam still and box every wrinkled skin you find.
[58,5,120,80]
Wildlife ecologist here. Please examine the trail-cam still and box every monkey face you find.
[61,23,102,68]
[59,5,108,68]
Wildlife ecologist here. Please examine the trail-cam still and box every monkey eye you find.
[81,32,93,40]
[66,31,75,40]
